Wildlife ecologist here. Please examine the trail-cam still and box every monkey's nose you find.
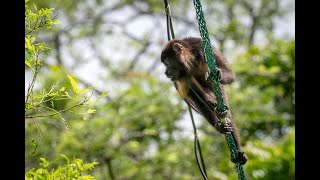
[165,70,168,75]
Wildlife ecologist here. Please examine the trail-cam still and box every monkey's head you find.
[161,38,203,81]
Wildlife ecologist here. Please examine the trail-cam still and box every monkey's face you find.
[161,41,187,81]
[161,56,183,81]
[161,40,192,81]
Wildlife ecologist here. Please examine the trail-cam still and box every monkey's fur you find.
[160,37,247,165]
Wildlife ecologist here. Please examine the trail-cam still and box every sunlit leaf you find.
[59,87,66,92]
[35,94,45,99]
[53,20,60,24]
[25,60,32,68]
[76,88,89,94]
[64,91,71,98]
[67,75,79,93]
[101,92,108,97]
[87,109,96,114]
[33,3,37,11]
[60,154,70,164]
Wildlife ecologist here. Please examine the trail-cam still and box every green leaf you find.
[53,20,60,25]
[30,139,38,154]
[67,75,88,94]
[51,101,54,108]
[25,60,32,68]
[60,154,70,164]
[76,88,89,94]
[86,109,96,114]
[67,75,79,93]
[39,158,49,168]
[101,92,108,97]
[59,87,66,92]
[35,94,45,99]
[64,91,71,98]
[48,92,58,97]
[33,3,37,11]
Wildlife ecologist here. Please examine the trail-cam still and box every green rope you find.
[192,0,246,179]
[163,1,208,179]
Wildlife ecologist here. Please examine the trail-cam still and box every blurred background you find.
[25,0,295,179]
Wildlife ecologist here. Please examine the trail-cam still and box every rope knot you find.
[165,4,171,15]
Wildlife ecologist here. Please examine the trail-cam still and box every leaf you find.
[53,20,60,25]
[67,75,79,93]
[39,158,49,168]
[48,92,58,97]
[64,91,71,98]
[30,139,38,154]
[101,92,108,97]
[25,60,32,68]
[67,75,88,94]
[76,88,89,94]
[33,3,37,11]
[40,158,46,163]
[35,94,45,99]
[60,154,70,164]
[86,109,96,114]
[59,87,66,92]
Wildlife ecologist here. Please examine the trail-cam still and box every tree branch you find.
[104,156,115,180]
[127,41,151,71]
[25,98,87,118]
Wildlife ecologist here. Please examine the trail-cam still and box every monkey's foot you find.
[215,121,233,134]
[231,150,247,165]
[216,105,229,118]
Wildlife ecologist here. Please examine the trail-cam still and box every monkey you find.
[160,37,247,165]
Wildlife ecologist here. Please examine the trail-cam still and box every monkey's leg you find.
[185,92,232,134]
[229,123,248,165]
[221,90,248,165]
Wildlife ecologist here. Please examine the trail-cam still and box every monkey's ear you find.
[172,43,184,52]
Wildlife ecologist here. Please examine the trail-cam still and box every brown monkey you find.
[160,37,247,165]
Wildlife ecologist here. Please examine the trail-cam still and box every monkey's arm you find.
[189,76,217,111]
[212,47,235,84]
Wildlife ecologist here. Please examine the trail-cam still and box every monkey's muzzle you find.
[165,70,176,81]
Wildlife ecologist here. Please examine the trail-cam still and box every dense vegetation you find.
[25,0,294,179]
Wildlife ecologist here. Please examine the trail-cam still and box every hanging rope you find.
[163,1,208,179]
[192,0,246,179]
[163,0,175,41]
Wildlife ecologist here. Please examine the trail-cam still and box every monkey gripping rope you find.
[192,0,246,179]
[163,1,209,179]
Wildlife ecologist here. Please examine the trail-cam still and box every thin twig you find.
[25,98,87,118]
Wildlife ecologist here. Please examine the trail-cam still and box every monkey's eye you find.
[190,49,198,56]
[162,58,170,66]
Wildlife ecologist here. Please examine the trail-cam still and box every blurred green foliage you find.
[25,0,295,179]
[25,154,98,180]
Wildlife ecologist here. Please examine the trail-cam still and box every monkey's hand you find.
[215,120,233,134]
[205,68,221,82]
[231,150,248,165]
[216,68,222,82]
